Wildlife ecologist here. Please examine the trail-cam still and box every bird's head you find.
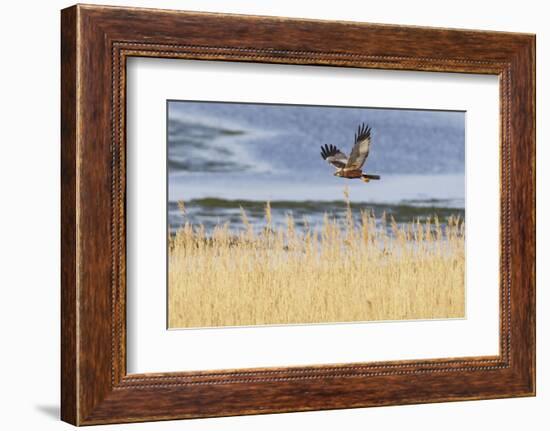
[334,171,343,177]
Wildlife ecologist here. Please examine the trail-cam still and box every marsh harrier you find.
[320,123,380,183]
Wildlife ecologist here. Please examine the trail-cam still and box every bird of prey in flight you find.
[320,123,380,183]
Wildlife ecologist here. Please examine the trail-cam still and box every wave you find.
[168,197,464,235]
[168,117,275,174]
[178,197,462,213]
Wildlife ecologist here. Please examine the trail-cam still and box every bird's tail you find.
[361,174,381,182]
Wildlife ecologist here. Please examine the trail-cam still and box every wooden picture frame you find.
[61,4,535,425]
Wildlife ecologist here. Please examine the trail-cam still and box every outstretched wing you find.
[321,144,348,169]
[345,123,372,170]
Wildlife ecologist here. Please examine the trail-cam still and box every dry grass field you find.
[168,193,465,328]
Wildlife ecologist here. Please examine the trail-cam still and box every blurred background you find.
[168,101,465,233]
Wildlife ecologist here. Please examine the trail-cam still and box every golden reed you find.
[168,191,464,328]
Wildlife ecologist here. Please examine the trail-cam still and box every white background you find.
[127,59,500,373]
[0,0,546,430]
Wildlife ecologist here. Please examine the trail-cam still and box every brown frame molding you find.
[61,4,535,425]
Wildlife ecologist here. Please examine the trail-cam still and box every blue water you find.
[167,101,465,233]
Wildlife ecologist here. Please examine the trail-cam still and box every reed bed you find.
[168,191,465,328]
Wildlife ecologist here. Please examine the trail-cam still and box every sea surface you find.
[167,101,465,234]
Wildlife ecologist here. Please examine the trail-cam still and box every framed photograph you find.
[61,4,535,425]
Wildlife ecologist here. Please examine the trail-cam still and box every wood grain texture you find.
[60,5,78,425]
[60,4,536,425]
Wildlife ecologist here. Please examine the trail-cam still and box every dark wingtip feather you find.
[356,122,371,142]
[320,144,329,160]
[320,143,342,160]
